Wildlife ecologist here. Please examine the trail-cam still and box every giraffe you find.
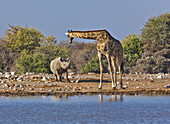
[65,30,123,89]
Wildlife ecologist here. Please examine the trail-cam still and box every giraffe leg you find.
[118,65,123,88]
[106,55,115,89]
[118,57,123,88]
[111,57,117,89]
[98,52,103,89]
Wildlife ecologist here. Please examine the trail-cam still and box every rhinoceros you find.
[50,57,70,82]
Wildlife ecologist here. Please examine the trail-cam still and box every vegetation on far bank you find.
[0,12,169,74]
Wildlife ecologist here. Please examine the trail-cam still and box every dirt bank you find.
[0,73,170,96]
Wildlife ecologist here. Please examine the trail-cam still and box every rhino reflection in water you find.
[50,57,70,82]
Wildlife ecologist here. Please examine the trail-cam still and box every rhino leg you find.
[54,74,58,81]
[65,72,70,83]
[55,71,62,82]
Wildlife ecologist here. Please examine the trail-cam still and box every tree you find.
[5,25,44,53]
[122,34,143,67]
[141,12,170,53]
[135,12,170,73]
[0,37,16,72]
[16,36,70,74]
[0,61,4,72]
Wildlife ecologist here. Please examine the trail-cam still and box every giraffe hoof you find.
[98,87,102,89]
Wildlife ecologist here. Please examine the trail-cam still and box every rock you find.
[164,84,170,88]
[37,81,41,84]
[136,86,140,89]
[4,84,10,87]
[117,82,120,85]
[25,72,30,75]
[29,88,34,90]
[1,80,6,84]
[13,87,17,90]
[150,77,154,82]
[50,84,54,87]
[26,84,30,87]
[20,85,24,88]
[71,81,75,83]
[123,85,128,89]
[33,85,36,87]
[40,88,44,91]
[49,89,53,92]
[75,79,79,83]
[0,72,3,75]
[126,82,130,84]
[143,77,147,80]
[21,88,25,90]
[15,84,20,87]
[157,75,163,79]
[17,77,23,82]
[45,81,50,84]
[88,72,95,74]
[69,72,76,75]
[65,86,70,88]
[11,72,16,75]
[42,77,47,81]
[5,74,12,79]
[5,72,10,75]
[68,75,74,79]
[134,79,138,81]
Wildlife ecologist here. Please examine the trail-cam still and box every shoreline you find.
[0,73,170,97]
[0,89,169,97]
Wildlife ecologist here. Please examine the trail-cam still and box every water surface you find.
[0,95,169,124]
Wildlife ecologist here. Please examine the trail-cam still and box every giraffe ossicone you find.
[65,29,123,89]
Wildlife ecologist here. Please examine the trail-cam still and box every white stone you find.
[11,72,16,75]
[42,77,47,81]
[126,82,130,84]
[29,88,34,90]
[68,75,73,79]
[25,72,30,75]
[0,72,3,75]
[75,79,79,83]
[157,75,163,79]
[134,79,138,81]
[5,74,11,79]
[15,84,20,87]
[4,84,9,87]
[164,84,170,88]
[117,82,120,85]
[136,86,140,89]
[123,85,128,88]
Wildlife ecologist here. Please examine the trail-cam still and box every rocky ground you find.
[0,72,170,96]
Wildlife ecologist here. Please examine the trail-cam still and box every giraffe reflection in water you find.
[99,94,123,102]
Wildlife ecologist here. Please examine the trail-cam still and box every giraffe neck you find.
[70,30,107,41]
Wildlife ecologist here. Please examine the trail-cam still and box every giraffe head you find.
[65,30,74,44]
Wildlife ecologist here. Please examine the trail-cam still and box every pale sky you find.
[0,0,169,42]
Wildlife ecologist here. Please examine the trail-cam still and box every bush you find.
[134,12,170,73]
[80,56,108,73]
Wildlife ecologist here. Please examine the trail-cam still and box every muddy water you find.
[0,95,169,124]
